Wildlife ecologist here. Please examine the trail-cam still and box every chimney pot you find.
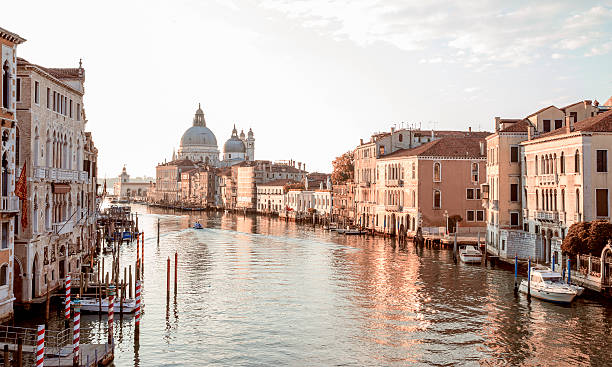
[360,138,364,145]
[495,117,501,132]
[469,126,472,133]
[479,141,484,156]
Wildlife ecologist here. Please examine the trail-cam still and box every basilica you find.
[176,104,254,166]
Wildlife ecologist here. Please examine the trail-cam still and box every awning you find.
[52,183,71,194]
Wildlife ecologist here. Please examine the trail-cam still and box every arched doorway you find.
[601,244,612,287]
[13,259,23,302]
[32,255,38,299]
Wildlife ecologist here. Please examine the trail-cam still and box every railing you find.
[0,196,19,213]
[79,171,88,182]
[538,173,558,185]
[359,181,370,188]
[536,211,558,221]
[385,204,399,211]
[52,220,73,235]
[386,179,399,187]
[34,166,46,179]
[0,325,73,349]
[47,167,57,180]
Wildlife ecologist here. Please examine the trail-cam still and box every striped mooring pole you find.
[108,285,115,345]
[135,280,141,328]
[73,298,81,367]
[36,324,45,367]
[65,274,71,321]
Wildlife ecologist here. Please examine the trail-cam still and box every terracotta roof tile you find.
[499,119,530,133]
[534,109,612,140]
[380,136,486,159]
[526,105,560,118]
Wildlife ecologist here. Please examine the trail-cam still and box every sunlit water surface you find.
[22,204,612,366]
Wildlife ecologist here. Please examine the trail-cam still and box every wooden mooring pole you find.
[174,252,178,295]
[167,257,171,299]
[16,338,22,367]
[157,219,160,245]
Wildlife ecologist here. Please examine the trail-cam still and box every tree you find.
[562,220,612,256]
[331,151,354,184]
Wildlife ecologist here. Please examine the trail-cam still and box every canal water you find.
[26,204,612,365]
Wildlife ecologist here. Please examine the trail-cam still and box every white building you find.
[256,179,295,213]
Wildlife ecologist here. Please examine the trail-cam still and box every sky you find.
[5,0,612,177]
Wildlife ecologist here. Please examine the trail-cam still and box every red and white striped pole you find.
[73,298,81,366]
[135,280,141,328]
[36,324,45,367]
[108,285,115,345]
[65,274,71,321]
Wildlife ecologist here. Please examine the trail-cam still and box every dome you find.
[224,136,246,153]
[180,125,218,147]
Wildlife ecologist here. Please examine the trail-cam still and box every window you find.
[560,152,565,174]
[0,264,6,286]
[476,210,484,221]
[596,189,608,217]
[34,81,40,104]
[555,120,562,129]
[510,212,519,226]
[433,190,441,209]
[1,222,7,249]
[52,91,56,111]
[467,188,474,200]
[46,88,50,108]
[69,99,73,118]
[433,162,441,182]
[399,133,403,142]
[597,150,607,172]
[510,183,519,202]
[16,77,21,102]
[411,163,415,179]
[471,162,479,182]
[510,146,519,162]
[535,155,538,175]
[2,61,10,108]
[570,112,577,123]
[575,150,580,173]
[467,210,475,221]
[543,120,551,132]
[77,103,81,121]
[379,146,385,156]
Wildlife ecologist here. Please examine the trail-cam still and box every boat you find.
[459,245,483,263]
[345,229,366,235]
[193,222,203,229]
[103,243,113,254]
[519,268,578,303]
[72,297,140,313]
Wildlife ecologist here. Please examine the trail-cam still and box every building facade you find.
[113,165,149,200]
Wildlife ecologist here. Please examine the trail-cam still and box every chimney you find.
[320,181,323,190]
[479,141,484,156]
[391,127,395,134]
[565,115,574,132]
[584,100,592,107]
[495,117,501,132]
[468,126,472,135]
[298,162,302,171]
[360,138,364,145]
[431,130,434,139]
[303,163,306,172]
[527,124,533,140]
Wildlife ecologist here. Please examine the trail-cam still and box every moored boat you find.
[459,245,482,263]
[519,268,578,303]
[72,297,139,313]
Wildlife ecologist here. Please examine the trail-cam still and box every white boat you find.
[569,284,585,296]
[519,268,578,304]
[459,245,482,263]
[72,297,140,313]
[193,222,203,229]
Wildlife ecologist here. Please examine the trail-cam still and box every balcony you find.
[79,171,88,182]
[53,220,74,235]
[0,196,19,213]
[385,204,400,212]
[359,181,371,188]
[559,211,566,222]
[538,174,558,186]
[386,179,399,187]
[536,211,559,222]
[47,168,57,181]
[34,167,46,179]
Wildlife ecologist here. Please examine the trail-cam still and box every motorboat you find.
[519,268,578,303]
[459,245,483,264]
[193,222,203,229]
[345,228,366,235]
[72,297,140,313]
[569,284,585,297]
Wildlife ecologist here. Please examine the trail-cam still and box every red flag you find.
[15,163,27,229]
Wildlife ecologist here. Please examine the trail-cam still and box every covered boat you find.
[519,268,578,303]
[459,245,483,264]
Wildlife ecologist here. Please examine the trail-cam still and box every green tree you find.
[331,151,354,184]
[562,220,612,256]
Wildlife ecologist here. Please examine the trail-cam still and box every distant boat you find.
[459,245,483,264]
[519,268,578,303]
[193,222,203,229]
[344,229,366,235]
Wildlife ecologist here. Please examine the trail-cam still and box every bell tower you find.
[246,128,255,161]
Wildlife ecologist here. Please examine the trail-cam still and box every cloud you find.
[585,41,612,57]
[257,1,612,68]
[464,87,480,93]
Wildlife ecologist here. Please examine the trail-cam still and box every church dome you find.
[224,125,246,153]
[180,126,218,147]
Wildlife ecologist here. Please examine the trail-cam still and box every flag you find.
[15,162,27,229]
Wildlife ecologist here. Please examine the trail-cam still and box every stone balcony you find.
[42,167,88,183]
[359,181,371,188]
[386,179,403,187]
[0,196,19,213]
[52,220,74,235]
[385,204,401,212]
[536,210,559,222]
[538,173,559,186]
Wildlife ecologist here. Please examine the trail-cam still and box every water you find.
[25,204,612,366]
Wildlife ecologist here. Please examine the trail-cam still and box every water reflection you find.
[18,204,612,366]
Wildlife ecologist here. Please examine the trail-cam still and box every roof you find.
[533,109,612,140]
[17,57,84,94]
[499,119,530,133]
[560,101,583,110]
[0,27,26,44]
[258,179,298,187]
[380,136,486,160]
[158,158,195,167]
[526,105,560,118]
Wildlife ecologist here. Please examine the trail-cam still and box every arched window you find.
[560,152,565,174]
[0,264,7,286]
[536,190,539,209]
[524,157,527,175]
[561,189,565,211]
[412,190,416,207]
[535,155,538,175]
[2,61,10,108]
[576,189,580,214]
[575,150,580,173]
[399,133,403,142]
[433,189,441,209]
[433,162,441,182]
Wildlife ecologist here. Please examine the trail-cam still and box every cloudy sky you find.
[6,0,612,177]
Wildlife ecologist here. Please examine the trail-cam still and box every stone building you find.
[152,158,196,204]
[0,27,25,321]
[179,165,217,207]
[112,165,149,200]
[483,99,609,263]
[256,179,296,213]
[332,181,355,225]
[14,55,98,306]
[376,136,488,235]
